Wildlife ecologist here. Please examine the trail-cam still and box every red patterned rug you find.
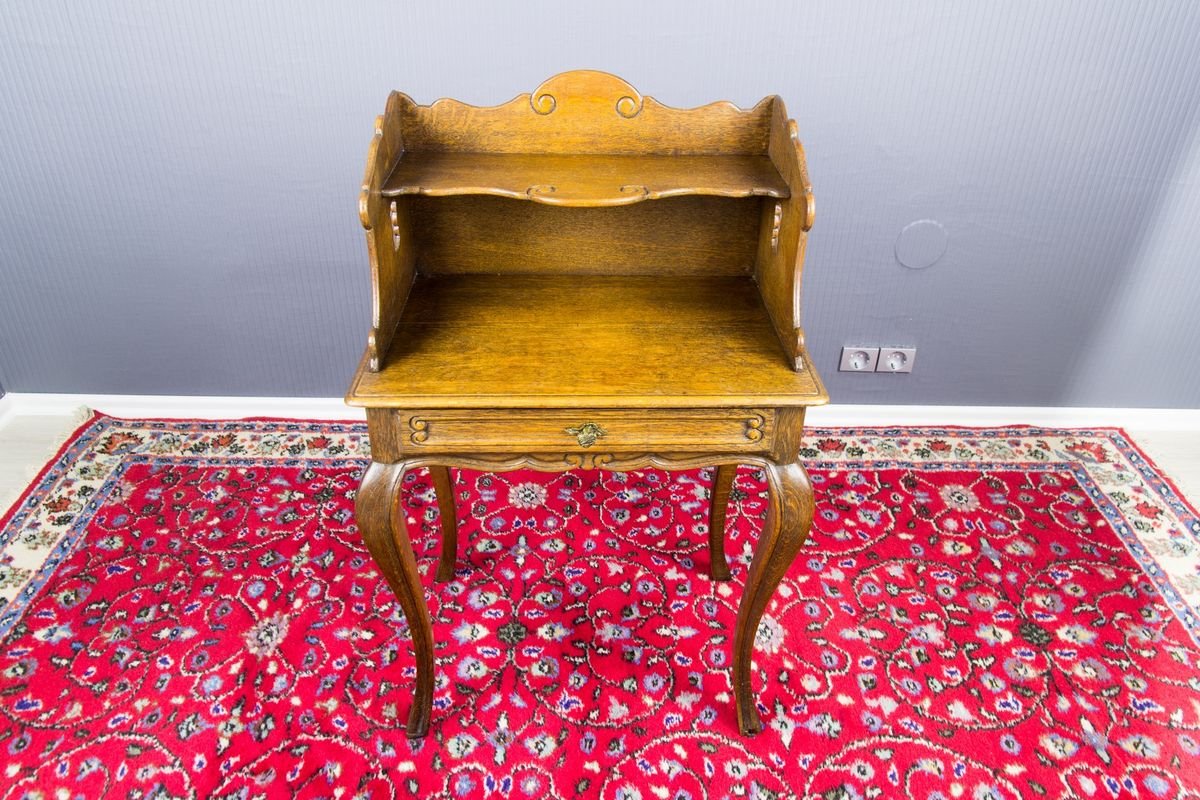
[1,416,1199,799]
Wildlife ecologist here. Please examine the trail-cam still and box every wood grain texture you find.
[732,459,814,734]
[351,72,825,738]
[384,152,788,206]
[393,70,775,155]
[429,465,457,583]
[708,463,736,581]
[394,408,773,454]
[354,461,434,738]
[359,95,417,372]
[755,99,816,370]
[346,276,827,408]
[409,195,761,276]
[767,407,809,463]
[379,452,777,474]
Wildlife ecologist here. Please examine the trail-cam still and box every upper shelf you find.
[381,152,790,207]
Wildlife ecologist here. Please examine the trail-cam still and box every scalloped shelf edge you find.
[381,152,790,207]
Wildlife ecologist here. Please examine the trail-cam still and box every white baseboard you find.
[0,393,14,430]
[806,404,1200,431]
[3,393,364,422]
[0,393,1197,431]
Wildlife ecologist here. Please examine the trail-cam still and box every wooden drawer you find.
[392,408,774,453]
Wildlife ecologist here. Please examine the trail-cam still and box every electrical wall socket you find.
[877,347,916,373]
[839,346,879,372]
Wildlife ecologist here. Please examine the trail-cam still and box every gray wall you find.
[1,1,1198,407]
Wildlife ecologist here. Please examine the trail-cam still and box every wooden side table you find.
[346,71,828,738]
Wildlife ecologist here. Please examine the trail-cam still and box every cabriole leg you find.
[429,465,458,582]
[708,463,737,581]
[732,460,814,734]
[355,460,435,738]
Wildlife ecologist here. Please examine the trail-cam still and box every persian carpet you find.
[1,415,1199,799]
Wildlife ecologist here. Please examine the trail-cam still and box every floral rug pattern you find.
[1,416,1198,798]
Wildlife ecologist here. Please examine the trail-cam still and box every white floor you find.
[2,398,1199,521]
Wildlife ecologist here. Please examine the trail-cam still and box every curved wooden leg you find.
[356,461,435,738]
[429,465,458,583]
[732,460,814,735]
[708,463,736,581]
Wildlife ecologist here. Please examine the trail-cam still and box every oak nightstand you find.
[346,71,827,737]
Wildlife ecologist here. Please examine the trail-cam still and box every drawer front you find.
[396,408,774,453]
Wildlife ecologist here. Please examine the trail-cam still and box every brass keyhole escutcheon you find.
[565,422,606,448]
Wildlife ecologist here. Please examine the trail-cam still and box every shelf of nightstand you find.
[381,152,789,207]
[347,274,824,409]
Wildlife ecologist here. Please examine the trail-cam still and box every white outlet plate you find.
[877,347,916,373]
[839,346,880,372]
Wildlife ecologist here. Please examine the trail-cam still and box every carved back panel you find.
[395,70,776,155]
[410,195,762,276]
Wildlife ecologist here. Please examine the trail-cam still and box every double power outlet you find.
[839,346,916,373]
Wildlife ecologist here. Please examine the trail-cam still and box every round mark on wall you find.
[895,219,947,270]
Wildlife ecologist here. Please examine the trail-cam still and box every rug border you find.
[4,415,1196,643]
[1110,425,1200,524]
[0,410,101,530]
[8,414,1195,527]
[808,422,1200,523]
[8,414,1195,535]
